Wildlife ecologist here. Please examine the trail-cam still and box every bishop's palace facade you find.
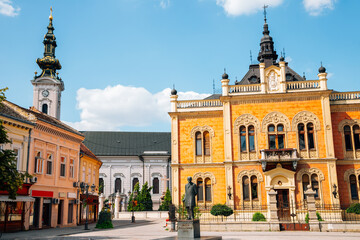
[169,16,360,219]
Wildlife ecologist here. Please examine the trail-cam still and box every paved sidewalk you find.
[2,219,360,240]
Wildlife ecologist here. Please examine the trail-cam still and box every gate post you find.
[114,192,121,218]
[305,188,320,231]
[268,188,280,231]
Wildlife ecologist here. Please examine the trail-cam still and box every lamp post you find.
[80,183,96,230]
[128,189,138,223]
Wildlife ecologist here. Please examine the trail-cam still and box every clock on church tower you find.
[31,7,64,119]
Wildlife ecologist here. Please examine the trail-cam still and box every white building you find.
[82,131,171,210]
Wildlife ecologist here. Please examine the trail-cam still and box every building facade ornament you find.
[292,111,321,131]
[234,114,260,134]
[193,172,216,184]
[237,169,264,183]
[296,167,325,181]
[190,125,215,138]
[344,168,360,182]
[338,119,360,132]
[261,111,290,132]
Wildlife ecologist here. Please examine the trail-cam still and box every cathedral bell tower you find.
[31,7,64,119]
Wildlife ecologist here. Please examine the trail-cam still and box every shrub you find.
[210,204,233,221]
[96,209,113,229]
[305,212,324,223]
[159,188,172,211]
[127,182,153,211]
[252,212,266,222]
[346,203,360,214]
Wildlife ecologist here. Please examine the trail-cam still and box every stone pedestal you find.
[305,188,320,232]
[268,189,280,231]
[178,220,200,239]
[115,192,120,218]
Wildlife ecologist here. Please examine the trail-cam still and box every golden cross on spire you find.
[49,7,53,21]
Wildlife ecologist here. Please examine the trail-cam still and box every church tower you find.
[31,8,64,119]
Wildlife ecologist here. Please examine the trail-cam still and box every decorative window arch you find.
[296,168,324,202]
[262,112,290,149]
[339,119,360,159]
[193,172,216,205]
[292,111,320,158]
[237,169,263,207]
[191,126,215,163]
[344,168,360,202]
[234,114,260,160]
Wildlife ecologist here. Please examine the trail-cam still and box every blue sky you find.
[1,0,359,132]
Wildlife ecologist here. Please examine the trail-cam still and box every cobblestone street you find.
[2,219,360,240]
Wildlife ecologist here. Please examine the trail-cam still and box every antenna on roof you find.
[303,72,306,80]
[250,50,253,64]
[283,48,286,59]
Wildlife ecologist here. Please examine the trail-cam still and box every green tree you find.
[0,88,31,199]
[159,188,172,211]
[127,182,153,211]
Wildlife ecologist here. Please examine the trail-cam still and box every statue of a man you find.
[183,176,198,220]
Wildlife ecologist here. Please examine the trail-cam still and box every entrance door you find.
[58,200,63,225]
[277,189,290,221]
[42,199,51,227]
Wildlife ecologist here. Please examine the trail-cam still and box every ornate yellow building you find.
[169,16,360,219]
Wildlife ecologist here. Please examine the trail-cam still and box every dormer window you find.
[248,75,259,84]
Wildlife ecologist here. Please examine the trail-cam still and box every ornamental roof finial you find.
[263,5,268,23]
[49,7,53,21]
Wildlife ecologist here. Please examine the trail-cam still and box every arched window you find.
[268,124,285,149]
[350,174,358,200]
[251,176,258,200]
[311,174,319,199]
[35,151,43,174]
[195,132,202,156]
[115,178,121,193]
[302,174,309,199]
[344,125,353,151]
[298,123,305,150]
[307,123,315,149]
[132,178,139,191]
[42,103,48,114]
[205,178,211,202]
[203,131,210,156]
[197,178,203,202]
[248,125,255,151]
[153,177,159,194]
[240,126,247,152]
[354,125,360,150]
[99,178,104,194]
[242,176,250,201]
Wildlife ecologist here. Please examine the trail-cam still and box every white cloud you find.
[216,0,284,16]
[159,0,170,9]
[65,85,210,131]
[0,0,20,17]
[303,0,337,16]
[327,72,334,79]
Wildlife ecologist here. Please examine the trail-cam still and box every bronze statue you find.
[183,176,198,220]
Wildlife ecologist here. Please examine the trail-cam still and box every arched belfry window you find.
[115,178,121,193]
[42,103,48,114]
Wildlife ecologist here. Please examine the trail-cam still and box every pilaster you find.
[279,61,286,92]
[172,166,180,205]
[259,62,266,93]
[321,94,335,158]
[223,97,234,205]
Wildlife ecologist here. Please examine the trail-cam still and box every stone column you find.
[115,192,120,218]
[99,193,105,212]
[268,189,280,231]
[305,188,320,232]
[318,72,328,90]
[259,62,266,93]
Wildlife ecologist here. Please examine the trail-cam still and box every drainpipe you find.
[138,155,144,184]
[77,152,84,225]
[26,128,32,174]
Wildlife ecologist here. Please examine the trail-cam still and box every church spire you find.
[35,7,62,80]
[257,5,278,67]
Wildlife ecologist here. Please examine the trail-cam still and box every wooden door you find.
[277,189,290,221]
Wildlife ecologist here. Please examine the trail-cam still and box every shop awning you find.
[0,195,35,202]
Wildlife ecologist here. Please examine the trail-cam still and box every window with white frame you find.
[35,151,43,174]
[69,159,74,178]
[46,153,53,175]
[60,157,66,177]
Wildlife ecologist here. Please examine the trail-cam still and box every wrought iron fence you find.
[314,204,360,223]
[175,204,269,222]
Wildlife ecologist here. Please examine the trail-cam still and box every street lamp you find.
[80,183,96,230]
[128,189,138,223]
